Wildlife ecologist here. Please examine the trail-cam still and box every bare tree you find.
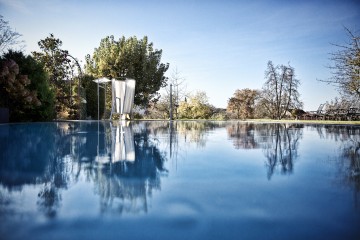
[259,61,302,120]
[0,15,23,53]
[164,67,187,119]
[322,27,360,99]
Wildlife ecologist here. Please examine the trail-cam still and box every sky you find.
[1,0,359,110]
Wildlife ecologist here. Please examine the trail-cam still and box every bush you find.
[1,51,55,121]
[83,75,105,119]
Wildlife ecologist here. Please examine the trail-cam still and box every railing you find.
[300,101,360,121]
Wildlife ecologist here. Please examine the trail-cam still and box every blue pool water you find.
[0,121,359,239]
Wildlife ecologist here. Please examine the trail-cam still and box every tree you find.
[0,15,22,53]
[85,35,169,107]
[259,61,302,120]
[82,74,104,119]
[0,58,41,121]
[144,100,170,119]
[178,91,213,119]
[33,34,82,119]
[2,50,55,121]
[323,27,360,99]
[151,67,187,119]
[227,88,259,119]
[167,68,187,119]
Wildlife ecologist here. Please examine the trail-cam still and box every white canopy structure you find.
[93,77,136,120]
[110,78,136,120]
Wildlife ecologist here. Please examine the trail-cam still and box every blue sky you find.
[1,0,359,110]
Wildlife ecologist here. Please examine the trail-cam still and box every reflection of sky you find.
[0,121,359,239]
[60,181,99,218]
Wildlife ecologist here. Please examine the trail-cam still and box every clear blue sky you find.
[1,0,359,110]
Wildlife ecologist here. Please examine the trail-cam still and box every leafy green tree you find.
[32,34,81,119]
[227,88,259,119]
[178,91,213,119]
[2,50,55,121]
[85,35,169,106]
[0,58,41,121]
[259,61,302,120]
[82,74,104,119]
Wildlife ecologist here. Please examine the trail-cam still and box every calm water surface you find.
[0,121,359,239]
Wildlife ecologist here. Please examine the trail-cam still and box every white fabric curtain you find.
[112,78,135,114]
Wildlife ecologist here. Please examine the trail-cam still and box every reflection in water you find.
[260,124,303,180]
[316,125,360,206]
[92,122,167,215]
[227,122,258,149]
[0,121,359,220]
[227,122,303,180]
[1,121,360,239]
[0,121,167,218]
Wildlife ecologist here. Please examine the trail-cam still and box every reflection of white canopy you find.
[112,123,135,163]
[94,122,135,164]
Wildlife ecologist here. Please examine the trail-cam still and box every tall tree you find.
[168,68,187,119]
[323,27,360,99]
[32,34,81,119]
[85,35,169,106]
[154,67,188,119]
[259,61,302,120]
[0,15,22,53]
[227,88,259,119]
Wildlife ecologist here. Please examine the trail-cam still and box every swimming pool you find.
[0,121,359,239]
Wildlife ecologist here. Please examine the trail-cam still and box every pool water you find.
[0,121,359,239]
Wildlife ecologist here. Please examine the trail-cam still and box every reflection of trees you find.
[0,122,66,218]
[0,121,167,218]
[176,121,225,148]
[316,125,360,206]
[227,122,258,149]
[259,124,303,180]
[0,123,57,188]
[226,122,303,180]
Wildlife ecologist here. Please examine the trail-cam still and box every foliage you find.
[227,88,259,119]
[82,74,104,119]
[324,27,360,98]
[32,34,81,119]
[144,100,170,119]
[2,50,55,121]
[210,108,230,120]
[85,35,169,107]
[259,61,302,120]
[0,58,41,121]
[178,91,213,119]
[145,68,187,120]
[0,15,22,54]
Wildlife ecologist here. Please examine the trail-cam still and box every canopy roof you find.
[93,77,111,84]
